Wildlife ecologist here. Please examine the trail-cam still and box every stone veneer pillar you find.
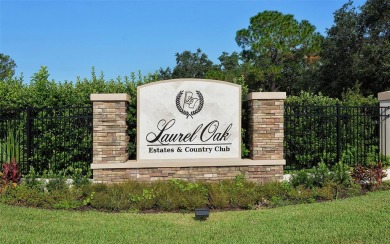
[378,91,390,156]
[247,92,286,160]
[90,94,130,164]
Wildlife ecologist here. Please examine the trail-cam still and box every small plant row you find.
[0,160,388,212]
[290,162,388,190]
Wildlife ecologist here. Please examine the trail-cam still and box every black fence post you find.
[26,106,32,170]
[336,103,341,163]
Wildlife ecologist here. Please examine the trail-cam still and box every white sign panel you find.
[137,79,241,161]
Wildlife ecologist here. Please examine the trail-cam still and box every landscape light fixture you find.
[195,208,209,220]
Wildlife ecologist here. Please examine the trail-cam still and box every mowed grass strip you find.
[0,190,389,244]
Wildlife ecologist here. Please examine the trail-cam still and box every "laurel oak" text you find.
[146,119,232,145]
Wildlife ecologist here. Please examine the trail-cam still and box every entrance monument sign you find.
[137,79,241,160]
[90,78,286,183]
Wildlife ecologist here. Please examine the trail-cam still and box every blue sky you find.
[0,0,366,83]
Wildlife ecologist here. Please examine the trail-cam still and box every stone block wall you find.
[93,165,283,184]
[247,93,286,160]
[91,94,130,164]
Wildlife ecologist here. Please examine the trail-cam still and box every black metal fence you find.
[0,106,93,174]
[2,103,389,174]
[284,104,389,169]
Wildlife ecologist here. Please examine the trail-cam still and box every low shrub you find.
[331,162,352,186]
[66,166,91,188]
[290,162,353,189]
[312,183,336,201]
[0,172,388,212]
[287,185,316,204]
[2,158,21,185]
[339,182,362,198]
[91,182,135,211]
[1,185,55,208]
[290,170,314,188]
[166,179,209,210]
[208,183,230,209]
[313,162,332,187]
[153,181,181,211]
[351,162,388,190]
[23,167,44,191]
[256,181,290,201]
[217,175,258,209]
[91,190,128,211]
[44,170,68,192]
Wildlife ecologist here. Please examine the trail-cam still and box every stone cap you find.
[90,93,130,102]
[247,92,286,100]
[378,91,390,101]
[91,159,286,169]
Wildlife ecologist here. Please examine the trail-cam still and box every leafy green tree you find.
[355,0,390,95]
[205,52,244,81]
[171,48,218,79]
[219,51,240,72]
[0,53,17,80]
[320,0,390,97]
[157,67,172,80]
[236,11,323,93]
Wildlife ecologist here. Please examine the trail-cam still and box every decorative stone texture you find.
[247,92,286,160]
[93,165,283,184]
[91,94,130,164]
[89,89,286,184]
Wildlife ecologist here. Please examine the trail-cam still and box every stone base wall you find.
[93,165,283,184]
[90,94,130,164]
[248,98,284,160]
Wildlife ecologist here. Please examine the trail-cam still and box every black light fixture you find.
[195,208,209,220]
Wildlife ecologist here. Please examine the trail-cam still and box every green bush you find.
[287,185,316,204]
[91,191,131,211]
[44,169,68,192]
[1,185,51,208]
[66,167,91,188]
[312,184,336,201]
[153,181,182,211]
[207,183,230,209]
[290,162,353,189]
[1,171,386,212]
[0,184,86,210]
[22,166,44,190]
[164,179,208,210]
[218,175,258,209]
[331,162,352,186]
[290,170,314,188]
[312,162,332,187]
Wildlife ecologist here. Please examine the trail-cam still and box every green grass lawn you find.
[0,190,389,244]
